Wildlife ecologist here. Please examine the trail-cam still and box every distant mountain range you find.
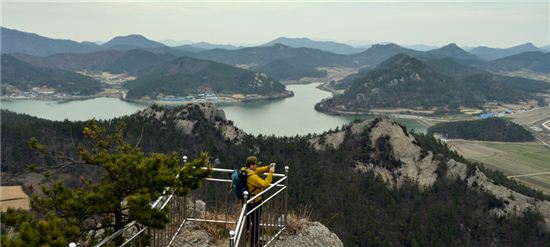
[423,43,481,64]
[1,27,178,57]
[187,43,355,68]
[12,49,174,77]
[6,48,291,99]
[1,27,101,56]
[189,42,243,50]
[349,43,482,68]
[317,54,549,113]
[262,37,365,55]
[480,51,550,74]
[172,44,207,53]
[1,54,101,95]
[2,27,547,89]
[470,43,545,61]
[255,60,327,81]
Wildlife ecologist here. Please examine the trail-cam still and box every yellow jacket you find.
[241,166,273,203]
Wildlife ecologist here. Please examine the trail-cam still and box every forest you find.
[1,107,548,246]
[427,117,535,142]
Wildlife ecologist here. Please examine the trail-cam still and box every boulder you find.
[270,221,344,247]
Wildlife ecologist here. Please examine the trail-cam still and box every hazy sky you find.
[2,1,548,47]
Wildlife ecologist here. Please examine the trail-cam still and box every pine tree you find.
[2,120,211,246]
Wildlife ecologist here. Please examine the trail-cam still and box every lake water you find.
[0,97,149,121]
[1,83,427,136]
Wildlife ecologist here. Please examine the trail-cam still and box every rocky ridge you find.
[138,103,247,143]
[138,105,550,229]
[310,117,550,227]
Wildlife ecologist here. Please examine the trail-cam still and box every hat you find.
[246,156,262,166]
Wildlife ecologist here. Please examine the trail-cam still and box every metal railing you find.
[84,159,289,247]
[230,167,289,247]
[91,157,192,247]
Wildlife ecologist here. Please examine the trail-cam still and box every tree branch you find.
[134,126,144,149]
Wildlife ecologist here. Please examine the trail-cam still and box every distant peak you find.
[369,43,403,50]
[376,53,423,70]
[112,34,147,40]
[515,42,537,48]
[440,43,462,50]
[273,37,311,41]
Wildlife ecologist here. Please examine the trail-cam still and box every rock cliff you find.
[138,103,247,143]
[315,117,550,228]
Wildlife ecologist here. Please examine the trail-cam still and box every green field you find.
[449,141,550,194]
[482,143,550,171]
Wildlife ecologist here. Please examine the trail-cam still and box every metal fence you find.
[231,168,288,247]
[86,160,289,247]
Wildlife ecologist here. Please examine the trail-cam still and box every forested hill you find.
[123,56,290,99]
[427,117,535,142]
[1,54,101,95]
[481,51,550,74]
[2,105,549,246]
[317,54,550,113]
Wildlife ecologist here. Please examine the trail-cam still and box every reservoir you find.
[1,83,427,136]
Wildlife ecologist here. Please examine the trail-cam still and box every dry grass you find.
[192,203,314,241]
[196,210,239,240]
[285,205,313,235]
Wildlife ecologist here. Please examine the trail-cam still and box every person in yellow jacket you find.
[241,155,275,247]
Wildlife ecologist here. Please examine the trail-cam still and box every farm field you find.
[448,140,550,194]
[0,186,30,212]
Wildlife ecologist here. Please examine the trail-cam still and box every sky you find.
[1,1,549,48]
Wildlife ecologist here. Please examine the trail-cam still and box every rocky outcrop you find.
[138,103,247,143]
[170,223,217,247]
[446,159,468,180]
[467,168,550,228]
[271,221,344,247]
[309,131,345,151]
[353,118,439,187]
[309,120,369,151]
[339,117,550,227]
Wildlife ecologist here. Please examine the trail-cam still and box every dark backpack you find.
[231,169,248,200]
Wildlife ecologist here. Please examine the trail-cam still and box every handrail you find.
[90,162,289,247]
[93,156,191,247]
[247,176,287,204]
[210,167,286,177]
[246,186,286,217]
[93,178,176,246]
[231,165,289,247]
[232,194,250,246]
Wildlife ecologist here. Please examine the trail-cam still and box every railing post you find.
[284,166,289,227]
[229,230,235,247]
[240,191,249,247]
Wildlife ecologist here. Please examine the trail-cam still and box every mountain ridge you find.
[101,34,167,50]
[263,37,364,55]
[317,54,549,112]
[123,55,290,99]
[1,27,101,56]
[1,54,101,95]
[470,42,545,61]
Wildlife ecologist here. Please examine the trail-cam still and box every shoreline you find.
[314,102,479,124]
[0,93,123,102]
[2,90,295,105]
